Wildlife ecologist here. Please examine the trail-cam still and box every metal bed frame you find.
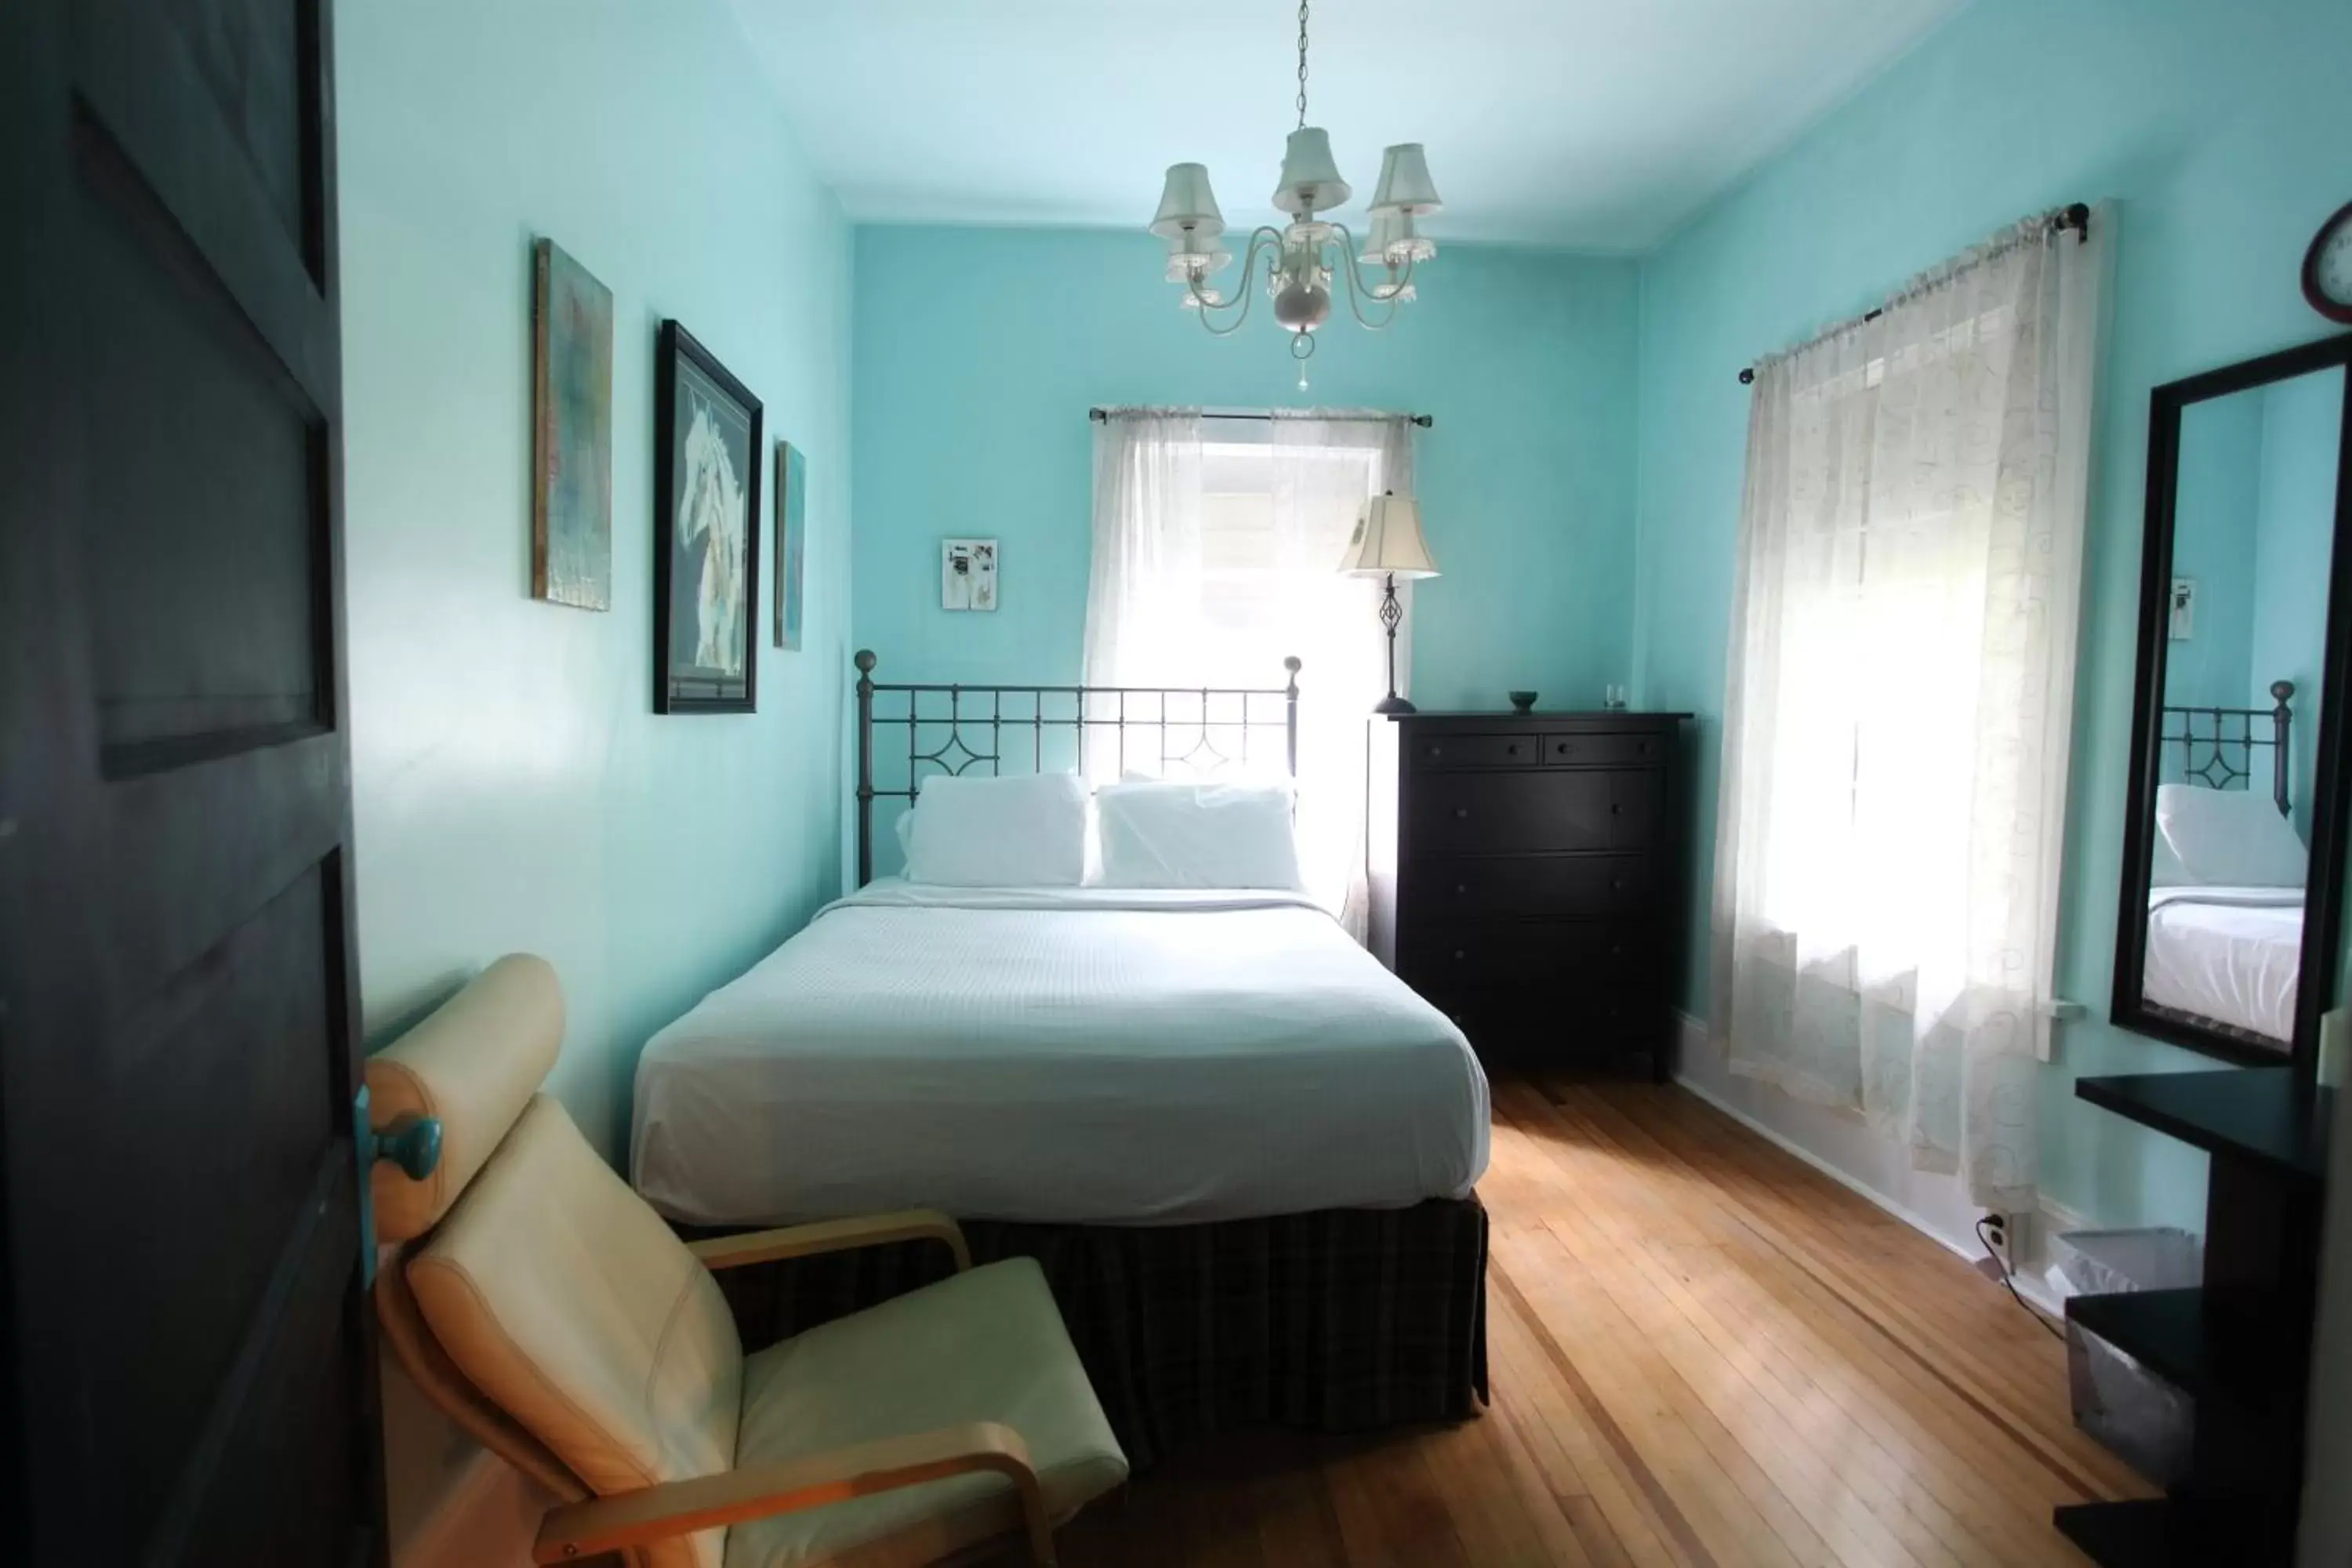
[853,649,1301,886]
[2160,678,2295,815]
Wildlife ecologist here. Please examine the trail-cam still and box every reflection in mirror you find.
[2142,364,2346,1051]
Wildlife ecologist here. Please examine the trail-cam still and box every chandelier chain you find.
[1295,0,1309,129]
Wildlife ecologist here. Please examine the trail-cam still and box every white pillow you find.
[1094,780,1304,890]
[2154,782,2307,889]
[902,773,1088,887]
[2148,833,2193,889]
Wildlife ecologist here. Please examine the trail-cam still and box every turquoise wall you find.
[339,0,854,1165]
[851,227,1639,711]
[2165,396,2260,711]
[2252,369,2346,840]
[1631,0,2352,1230]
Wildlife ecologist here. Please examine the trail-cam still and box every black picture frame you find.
[2113,332,2352,1076]
[652,320,763,714]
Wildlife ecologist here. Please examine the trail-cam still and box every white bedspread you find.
[630,882,1490,1225]
[2143,886,2302,1046]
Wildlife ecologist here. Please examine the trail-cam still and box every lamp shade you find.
[1164,225,1232,275]
[1359,210,1436,268]
[1368,143,1443,217]
[1151,162,1225,239]
[1272,127,1351,217]
[1338,492,1438,579]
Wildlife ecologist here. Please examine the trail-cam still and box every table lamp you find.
[1338,490,1439,713]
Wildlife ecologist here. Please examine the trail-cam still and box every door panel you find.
[0,0,376,1563]
[77,115,328,766]
[86,864,343,1534]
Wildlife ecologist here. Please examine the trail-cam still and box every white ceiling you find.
[729,0,1969,251]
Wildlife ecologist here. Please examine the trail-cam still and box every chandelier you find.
[1149,0,1442,387]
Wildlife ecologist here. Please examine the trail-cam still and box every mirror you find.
[2116,335,2352,1072]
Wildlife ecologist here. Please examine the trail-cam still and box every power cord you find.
[1976,1216,2066,1341]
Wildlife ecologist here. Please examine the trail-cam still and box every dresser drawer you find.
[1403,919,1661,989]
[1418,987,1671,1074]
[1408,769,1660,854]
[1406,731,1539,771]
[1413,854,1651,917]
[1540,731,1668,768]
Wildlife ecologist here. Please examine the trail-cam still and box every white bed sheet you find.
[630,881,1490,1225]
[2142,886,2303,1046]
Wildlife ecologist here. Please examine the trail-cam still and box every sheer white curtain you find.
[1085,409,1411,937]
[1711,209,2107,1213]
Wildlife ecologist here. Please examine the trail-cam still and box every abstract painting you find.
[942,539,998,612]
[773,439,808,650]
[530,238,613,609]
[653,321,762,713]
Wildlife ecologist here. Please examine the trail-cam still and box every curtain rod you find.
[1736,202,2090,386]
[1089,407,1434,428]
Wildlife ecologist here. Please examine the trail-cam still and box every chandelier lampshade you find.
[1272,127,1351,217]
[1360,210,1436,269]
[1368,143,1443,216]
[1164,230,1234,285]
[1151,162,1225,239]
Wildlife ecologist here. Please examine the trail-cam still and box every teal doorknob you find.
[372,1112,442,1181]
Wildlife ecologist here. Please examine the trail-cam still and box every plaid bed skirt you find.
[681,1197,1489,1473]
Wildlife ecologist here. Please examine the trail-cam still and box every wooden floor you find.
[1056,1076,2153,1567]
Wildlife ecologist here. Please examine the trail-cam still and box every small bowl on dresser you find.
[1507,690,1538,714]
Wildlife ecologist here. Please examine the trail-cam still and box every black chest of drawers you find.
[1368,711,1691,1080]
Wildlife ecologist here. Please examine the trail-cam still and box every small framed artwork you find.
[529,238,613,609]
[653,321,763,713]
[942,538,998,612]
[773,440,808,650]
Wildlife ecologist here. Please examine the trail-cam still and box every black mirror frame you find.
[2113,332,2352,1077]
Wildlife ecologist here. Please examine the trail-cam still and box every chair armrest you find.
[685,1209,971,1274]
[530,1421,1052,1566]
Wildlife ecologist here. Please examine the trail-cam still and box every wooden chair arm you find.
[685,1209,971,1274]
[530,1421,1052,1565]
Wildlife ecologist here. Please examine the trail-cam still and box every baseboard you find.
[1672,1012,2067,1319]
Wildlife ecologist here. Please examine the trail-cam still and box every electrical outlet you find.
[1980,1210,2015,1272]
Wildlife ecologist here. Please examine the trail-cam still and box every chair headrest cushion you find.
[368,953,562,1242]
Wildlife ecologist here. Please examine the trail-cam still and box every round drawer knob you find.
[1454,807,1470,820]
[1610,804,1624,815]
[1610,945,1625,958]
[1427,746,1443,759]
[1506,744,1520,755]
[1453,949,1467,961]
[1454,884,1468,896]
[1611,878,1624,891]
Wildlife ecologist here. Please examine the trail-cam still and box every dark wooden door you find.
[0,0,381,1563]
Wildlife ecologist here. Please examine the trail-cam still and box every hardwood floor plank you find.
[1497,1087,2086,1567]
[1534,1087,2132,1544]
[1488,1294,1696,1568]
[1566,1083,2144,1503]
[1055,1078,2125,1566]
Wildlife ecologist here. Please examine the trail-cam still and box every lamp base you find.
[1372,694,1417,715]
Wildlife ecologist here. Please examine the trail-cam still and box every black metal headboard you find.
[2161,678,2294,815]
[853,650,1301,886]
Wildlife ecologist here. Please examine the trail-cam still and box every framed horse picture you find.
[653,321,763,713]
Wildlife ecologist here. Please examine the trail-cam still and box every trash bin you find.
[2045,1228,2202,1487]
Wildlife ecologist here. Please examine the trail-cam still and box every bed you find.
[2143,886,2302,1043]
[633,652,1493,1468]
[634,881,1489,1225]
[2140,682,2305,1049]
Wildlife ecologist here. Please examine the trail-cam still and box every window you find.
[1711,212,2105,1211]
[1085,414,1414,934]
